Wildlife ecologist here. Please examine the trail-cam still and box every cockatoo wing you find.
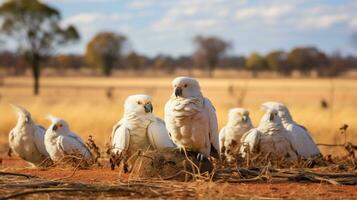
[203,98,220,159]
[111,118,124,141]
[8,129,15,147]
[69,133,92,157]
[240,128,261,156]
[112,122,130,155]
[147,117,176,149]
[32,125,50,157]
[219,127,226,152]
[58,134,92,160]
[287,124,320,158]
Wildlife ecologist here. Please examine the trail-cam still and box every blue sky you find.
[37,0,357,57]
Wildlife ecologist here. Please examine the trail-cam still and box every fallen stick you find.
[305,171,357,178]
[0,186,139,200]
[0,181,74,189]
[305,174,341,185]
[0,182,197,200]
[0,171,37,179]
[215,175,266,183]
[316,143,357,149]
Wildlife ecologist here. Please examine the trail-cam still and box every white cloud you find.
[128,0,158,9]
[127,0,173,10]
[298,14,349,29]
[151,0,243,32]
[65,13,99,24]
[64,12,131,25]
[350,18,357,28]
[62,12,133,53]
[235,4,293,20]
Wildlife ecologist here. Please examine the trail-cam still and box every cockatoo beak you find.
[25,116,30,123]
[52,124,58,131]
[269,113,274,122]
[175,87,183,97]
[242,115,248,123]
[144,103,153,113]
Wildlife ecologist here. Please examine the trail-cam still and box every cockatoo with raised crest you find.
[8,104,51,167]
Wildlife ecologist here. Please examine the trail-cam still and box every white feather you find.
[220,108,254,161]
[262,101,320,158]
[8,104,51,167]
[285,124,320,157]
[203,98,220,158]
[45,116,92,163]
[58,134,92,160]
[165,77,220,159]
[240,128,261,156]
[147,118,176,149]
[111,94,175,161]
[112,122,130,155]
[240,109,298,161]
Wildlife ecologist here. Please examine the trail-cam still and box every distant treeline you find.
[1,46,357,77]
[1,0,357,96]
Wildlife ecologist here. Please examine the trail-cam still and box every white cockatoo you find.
[8,104,51,167]
[165,76,220,160]
[111,94,175,163]
[240,108,298,161]
[219,108,253,162]
[45,115,92,164]
[262,101,320,158]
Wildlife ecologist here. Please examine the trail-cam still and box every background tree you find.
[0,0,79,95]
[193,35,230,77]
[245,52,267,77]
[266,50,290,75]
[287,47,328,75]
[85,32,127,76]
[52,54,84,71]
[125,52,146,70]
[153,55,174,73]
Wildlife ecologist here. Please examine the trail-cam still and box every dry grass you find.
[0,76,356,156]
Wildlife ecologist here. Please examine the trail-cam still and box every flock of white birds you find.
[8,76,321,169]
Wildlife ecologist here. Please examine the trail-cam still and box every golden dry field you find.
[1,76,356,155]
[1,76,357,199]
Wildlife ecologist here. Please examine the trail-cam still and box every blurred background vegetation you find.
[0,0,356,95]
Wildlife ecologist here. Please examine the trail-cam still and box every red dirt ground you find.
[1,154,357,199]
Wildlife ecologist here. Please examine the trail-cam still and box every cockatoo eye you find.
[137,101,142,105]
[184,84,188,88]
[59,124,63,127]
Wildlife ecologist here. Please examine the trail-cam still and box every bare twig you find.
[0,171,37,179]
[1,186,138,200]
[316,143,345,147]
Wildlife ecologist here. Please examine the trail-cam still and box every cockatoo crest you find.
[10,104,32,123]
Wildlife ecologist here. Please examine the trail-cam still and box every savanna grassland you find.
[0,76,356,155]
[1,76,357,199]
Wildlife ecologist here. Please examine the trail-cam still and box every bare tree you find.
[193,35,230,77]
[0,0,79,95]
